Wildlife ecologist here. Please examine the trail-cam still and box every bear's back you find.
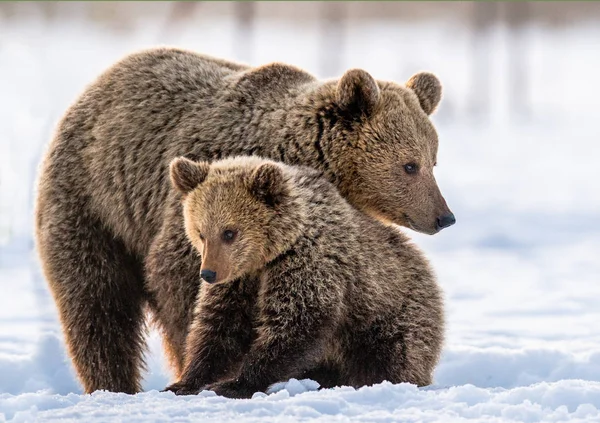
[43,48,252,254]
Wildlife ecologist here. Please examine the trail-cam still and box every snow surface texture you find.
[1,8,600,422]
[4,380,600,422]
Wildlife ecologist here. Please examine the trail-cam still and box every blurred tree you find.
[158,2,200,43]
[88,2,133,32]
[506,2,531,122]
[469,2,498,122]
[234,1,255,64]
[319,2,345,78]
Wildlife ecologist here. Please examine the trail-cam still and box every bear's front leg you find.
[203,378,258,399]
[206,267,343,398]
[164,277,258,395]
[163,380,203,396]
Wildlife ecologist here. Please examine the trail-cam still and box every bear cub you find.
[165,155,445,399]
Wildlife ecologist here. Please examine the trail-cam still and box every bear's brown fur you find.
[35,48,453,393]
[165,156,445,398]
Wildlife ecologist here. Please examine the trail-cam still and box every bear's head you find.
[170,156,303,285]
[324,69,454,235]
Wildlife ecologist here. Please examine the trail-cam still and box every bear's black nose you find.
[436,213,456,230]
[201,269,217,283]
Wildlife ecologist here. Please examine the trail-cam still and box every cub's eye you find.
[404,163,419,175]
[222,229,237,243]
[199,233,205,241]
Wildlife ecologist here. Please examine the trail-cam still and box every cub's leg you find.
[343,308,443,388]
[205,266,343,399]
[301,362,343,389]
[164,278,258,395]
[341,319,407,388]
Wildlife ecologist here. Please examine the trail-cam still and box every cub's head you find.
[326,69,454,235]
[170,156,302,285]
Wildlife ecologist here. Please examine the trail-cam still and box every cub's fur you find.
[166,156,445,399]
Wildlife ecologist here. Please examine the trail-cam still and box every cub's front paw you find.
[205,379,259,399]
[162,380,202,396]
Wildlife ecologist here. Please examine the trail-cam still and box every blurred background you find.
[1,1,599,391]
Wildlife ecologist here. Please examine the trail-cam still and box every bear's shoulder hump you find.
[234,63,316,92]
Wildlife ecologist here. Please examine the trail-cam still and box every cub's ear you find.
[170,157,210,194]
[249,163,286,207]
[336,69,380,116]
[405,72,442,115]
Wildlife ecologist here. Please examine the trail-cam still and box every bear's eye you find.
[404,163,419,175]
[222,229,237,243]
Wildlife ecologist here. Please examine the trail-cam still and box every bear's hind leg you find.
[343,317,440,388]
[341,322,416,389]
[37,208,147,394]
[301,362,343,389]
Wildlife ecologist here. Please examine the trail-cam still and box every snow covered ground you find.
[4,380,600,422]
[1,12,600,422]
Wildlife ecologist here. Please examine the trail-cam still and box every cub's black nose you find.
[436,213,456,230]
[201,269,217,283]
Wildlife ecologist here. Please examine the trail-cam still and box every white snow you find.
[3,381,600,422]
[1,9,600,423]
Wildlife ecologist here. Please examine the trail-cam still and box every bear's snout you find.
[436,213,456,231]
[201,269,217,283]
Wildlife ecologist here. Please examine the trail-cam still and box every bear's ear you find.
[249,163,286,207]
[336,69,380,117]
[170,157,210,194]
[405,72,442,115]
